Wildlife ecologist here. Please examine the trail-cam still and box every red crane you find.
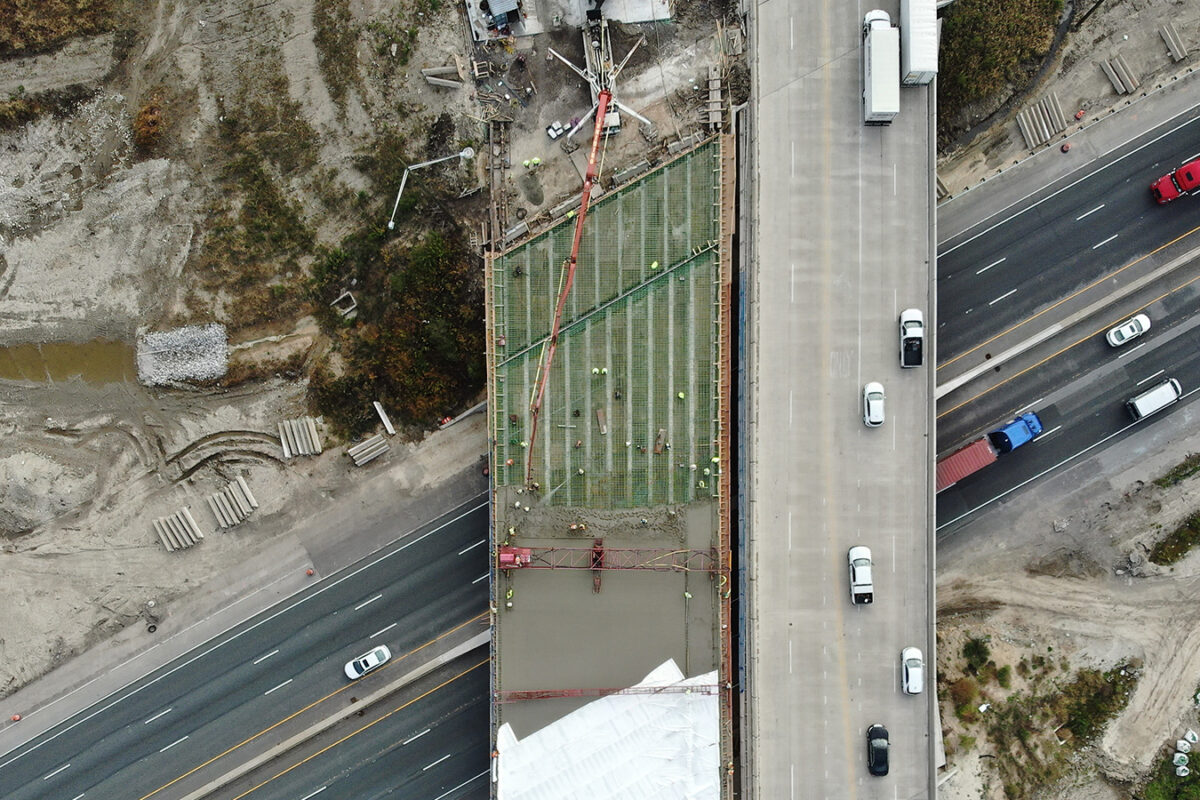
[525,88,612,482]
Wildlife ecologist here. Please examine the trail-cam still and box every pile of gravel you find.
[136,324,228,386]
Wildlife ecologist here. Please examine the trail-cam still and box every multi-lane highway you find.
[938,109,1200,359]
[936,110,1200,528]
[0,501,490,800]
[746,0,935,797]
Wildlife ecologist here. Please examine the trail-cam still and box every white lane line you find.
[404,728,431,745]
[354,594,382,611]
[1189,150,1200,162]
[939,113,1200,254]
[976,257,1005,275]
[370,622,397,639]
[988,288,1017,306]
[1137,370,1165,386]
[43,764,71,780]
[1039,425,1063,439]
[1117,341,1148,359]
[299,788,328,800]
[423,753,452,771]
[0,494,491,775]
[72,794,85,800]
[790,17,794,50]
[471,573,488,584]
[458,539,485,555]
[264,679,293,696]
[252,649,279,665]
[430,771,489,800]
[1091,233,1119,250]
[1076,203,1105,220]
[143,708,172,725]
[939,391,1200,531]
[159,736,188,753]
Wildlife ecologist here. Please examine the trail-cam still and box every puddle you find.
[0,340,137,384]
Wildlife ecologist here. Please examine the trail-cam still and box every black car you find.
[867,724,889,776]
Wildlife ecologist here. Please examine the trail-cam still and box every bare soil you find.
[0,0,729,708]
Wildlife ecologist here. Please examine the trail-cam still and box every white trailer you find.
[900,0,938,85]
[863,10,900,125]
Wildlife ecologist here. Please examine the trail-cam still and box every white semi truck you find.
[900,0,938,85]
[863,10,900,125]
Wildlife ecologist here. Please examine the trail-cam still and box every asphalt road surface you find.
[938,287,1200,531]
[937,110,1200,360]
[0,501,490,800]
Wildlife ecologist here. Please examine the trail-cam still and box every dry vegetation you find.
[937,0,1063,144]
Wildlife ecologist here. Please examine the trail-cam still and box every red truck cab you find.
[1151,158,1200,204]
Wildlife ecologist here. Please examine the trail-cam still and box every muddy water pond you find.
[0,340,136,384]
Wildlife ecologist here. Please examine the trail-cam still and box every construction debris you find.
[279,417,323,458]
[136,324,228,386]
[347,434,389,466]
[154,508,205,552]
[206,475,260,528]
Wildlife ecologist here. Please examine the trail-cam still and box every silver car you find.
[344,645,392,680]
[1105,313,1150,347]
[901,646,924,694]
[863,382,885,427]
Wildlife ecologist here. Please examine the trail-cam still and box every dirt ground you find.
[934,2,1200,797]
[0,0,731,707]
[937,0,1200,198]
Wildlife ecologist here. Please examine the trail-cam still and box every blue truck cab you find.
[987,412,1043,454]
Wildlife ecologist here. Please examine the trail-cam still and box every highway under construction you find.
[485,124,736,793]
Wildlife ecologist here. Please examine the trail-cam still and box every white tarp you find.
[496,660,720,799]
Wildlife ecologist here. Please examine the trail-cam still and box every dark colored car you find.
[867,724,889,776]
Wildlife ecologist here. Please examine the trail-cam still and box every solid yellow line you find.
[139,612,488,800]
[937,224,1200,371]
[936,266,1200,419]
[229,658,490,800]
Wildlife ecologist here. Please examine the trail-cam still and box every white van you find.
[1127,378,1182,421]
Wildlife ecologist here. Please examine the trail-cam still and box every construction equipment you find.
[525,13,652,483]
[548,15,649,138]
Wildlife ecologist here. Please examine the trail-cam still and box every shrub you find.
[1149,512,1200,565]
[964,637,991,673]
[133,97,163,151]
[997,665,1012,689]
[937,0,1062,131]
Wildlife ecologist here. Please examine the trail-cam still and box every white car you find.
[344,645,391,680]
[1105,313,1150,347]
[862,382,885,427]
[901,646,924,694]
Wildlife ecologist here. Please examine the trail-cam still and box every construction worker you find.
[522,159,531,169]
[530,156,542,168]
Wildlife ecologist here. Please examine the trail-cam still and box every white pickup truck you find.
[848,546,874,605]
[900,308,924,368]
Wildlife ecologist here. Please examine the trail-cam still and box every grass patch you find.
[0,0,116,57]
[938,0,1062,131]
[0,85,95,131]
[364,17,419,66]
[1142,747,1200,799]
[313,0,362,115]
[1155,453,1200,488]
[308,230,484,436]
[980,665,1137,797]
[1149,512,1200,565]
